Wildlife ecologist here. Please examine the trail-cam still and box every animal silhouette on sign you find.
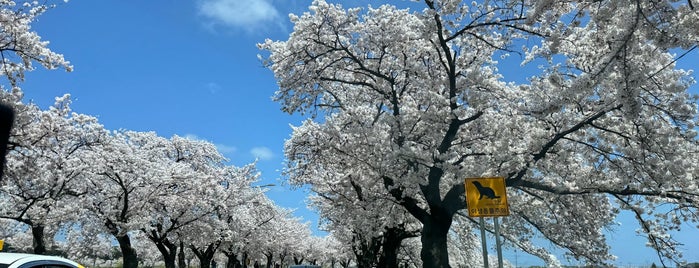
[472,181,500,200]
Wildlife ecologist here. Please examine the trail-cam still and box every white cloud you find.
[205,82,221,94]
[197,0,280,29]
[250,146,274,161]
[216,144,237,154]
[183,134,236,154]
[184,134,201,140]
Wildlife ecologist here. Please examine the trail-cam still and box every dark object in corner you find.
[0,103,14,180]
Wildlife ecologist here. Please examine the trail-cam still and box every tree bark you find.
[420,215,452,268]
[190,243,218,268]
[31,225,46,255]
[352,234,381,268]
[177,241,187,268]
[242,252,248,268]
[115,233,139,268]
[378,227,413,268]
[178,241,187,268]
[264,252,273,268]
[151,237,178,268]
[278,252,287,268]
[383,176,462,268]
[223,251,239,268]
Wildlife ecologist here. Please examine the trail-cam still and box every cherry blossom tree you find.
[253,206,292,268]
[0,88,310,268]
[79,130,175,268]
[60,225,116,267]
[0,0,71,89]
[1,0,72,187]
[0,218,31,252]
[139,136,233,268]
[261,0,699,267]
[131,231,165,268]
[317,233,354,268]
[218,194,288,268]
[1,92,106,254]
[293,132,420,267]
[284,222,314,266]
[180,165,262,268]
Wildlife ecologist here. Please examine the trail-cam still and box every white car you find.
[0,253,83,268]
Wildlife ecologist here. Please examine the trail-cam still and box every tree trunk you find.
[383,175,462,268]
[264,253,273,268]
[277,252,286,268]
[31,225,46,255]
[242,252,249,268]
[378,227,404,268]
[178,241,187,268]
[293,256,303,265]
[190,243,218,268]
[223,251,238,268]
[151,237,178,268]
[352,234,381,268]
[420,215,452,268]
[115,233,139,268]
[198,256,213,268]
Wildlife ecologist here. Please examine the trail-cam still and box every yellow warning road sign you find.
[465,177,510,217]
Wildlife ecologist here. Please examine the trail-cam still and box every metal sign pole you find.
[494,217,503,268]
[480,217,489,268]
[465,177,510,268]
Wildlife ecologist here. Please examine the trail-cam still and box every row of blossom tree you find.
[0,87,351,268]
[0,1,354,268]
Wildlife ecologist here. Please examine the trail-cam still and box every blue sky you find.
[17,0,698,266]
